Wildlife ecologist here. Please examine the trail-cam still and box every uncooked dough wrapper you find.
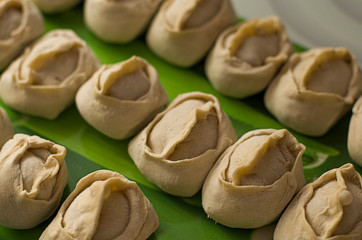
[205,17,293,98]
[0,29,100,119]
[274,163,362,240]
[0,107,14,148]
[76,56,169,140]
[0,134,68,229]
[31,0,82,13]
[264,47,362,136]
[128,92,237,197]
[146,0,237,67]
[84,0,162,43]
[0,0,44,71]
[348,96,362,167]
[202,129,306,228]
[40,170,159,240]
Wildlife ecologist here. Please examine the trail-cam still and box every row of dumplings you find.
[1,1,362,238]
[0,108,159,239]
[1,24,362,169]
[0,90,361,239]
[125,89,361,238]
[2,0,362,137]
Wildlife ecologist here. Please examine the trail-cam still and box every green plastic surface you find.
[0,5,361,240]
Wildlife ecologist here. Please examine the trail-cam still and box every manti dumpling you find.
[348,96,362,167]
[0,0,44,71]
[128,92,237,197]
[0,134,68,229]
[76,56,169,140]
[40,170,159,240]
[0,29,100,119]
[31,0,82,14]
[0,107,14,148]
[146,0,237,67]
[274,163,362,240]
[84,0,162,43]
[205,17,293,98]
[264,47,362,136]
[202,129,306,228]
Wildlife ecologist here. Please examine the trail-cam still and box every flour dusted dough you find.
[205,17,293,98]
[274,163,362,240]
[85,0,162,43]
[0,0,43,71]
[0,134,68,229]
[40,170,159,240]
[76,56,169,140]
[31,0,82,13]
[146,0,237,67]
[202,129,306,228]
[348,96,362,167]
[264,47,362,136]
[0,107,14,148]
[0,29,100,119]
[128,92,237,197]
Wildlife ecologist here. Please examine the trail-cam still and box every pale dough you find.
[0,0,44,71]
[0,134,68,229]
[128,91,237,197]
[40,170,159,240]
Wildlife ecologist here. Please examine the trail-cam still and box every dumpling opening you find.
[165,0,221,30]
[226,131,297,186]
[226,25,280,67]
[31,47,80,86]
[234,33,279,67]
[306,58,352,96]
[20,148,56,200]
[305,179,361,237]
[92,191,130,240]
[106,68,151,101]
[0,5,22,40]
[147,99,219,160]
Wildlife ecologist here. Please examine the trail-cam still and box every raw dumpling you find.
[31,0,82,13]
[84,0,162,43]
[0,134,68,229]
[202,129,306,228]
[128,91,237,197]
[348,96,362,167]
[0,29,100,119]
[264,47,362,136]
[0,107,14,148]
[146,0,237,67]
[205,17,293,98]
[274,163,362,240]
[76,56,169,140]
[40,170,159,240]
[0,0,44,71]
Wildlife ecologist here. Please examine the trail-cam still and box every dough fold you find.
[274,163,362,240]
[84,0,162,43]
[202,129,306,228]
[76,56,169,140]
[264,47,362,136]
[128,91,237,197]
[40,170,159,240]
[0,0,44,71]
[146,0,237,67]
[0,134,68,229]
[31,0,82,13]
[348,96,362,167]
[205,16,293,98]
[0,29,100,119]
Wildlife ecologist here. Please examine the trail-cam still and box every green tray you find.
[0,5,361,240]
